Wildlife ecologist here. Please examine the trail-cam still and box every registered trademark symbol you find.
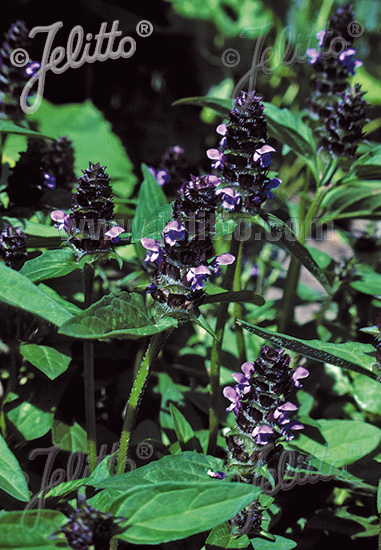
[347,21,364,38]
[136,20,153,37]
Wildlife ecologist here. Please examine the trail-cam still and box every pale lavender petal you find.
[105,226,124,239]
[223,386,240,403]
[232,372,247,384]
[216,123,227,136]
[256,145,276,155]
[292,366,310,388]
[316,30,327,47]
[141,238,160,251]
[241,362,255,378]
[215,253,235,266]
[207,149,222,160]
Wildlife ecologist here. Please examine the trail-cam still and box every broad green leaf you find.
[353,145,381,179]
[6,399,54,441]
[132,164,168,242]
[238,321,381,383]
[203,289,265,306]
[37,284,82,316]
[206,523,250,549]
[93,452,224,490]
[52,420,87,453]
[321,180,381,221]
[349,263,381,296]
[259,213,332,293]
[131,202,173,243]
[28,99,137,197]
[167,0,272,38]
[353,376,381,416]
[262,103,318,181]
[169,404,203,452]
[250,535,297,549]
[290,419,381,467]
[0,119,54,139]
[0,434,30,502]
[59,291,177,339]
[20,344,71,380]
[377,479,381,515]
[21,248,77,283]
[0,510,67,549]
[0,263,73,326]
[1,217,60,239]
[113,480,262,545]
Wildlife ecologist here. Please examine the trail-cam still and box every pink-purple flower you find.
[253,145,276,168]
[186,265,212,291]
[292,366,310,388]
[141,238,164,266]
[163,220,186,246]
[216,187,241,210]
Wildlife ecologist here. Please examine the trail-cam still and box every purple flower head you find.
[265,177,281,199]
[316,30,327,48]
[207,470,226,480]
[51,210,70,233]
[252,424,274,445]
[141,238,163,266]
[25,61,41,77]
[339,48,363,75]
[186,265,211,291]
[104,225,124,243]
[216,187,241,210]
[292,366,310,388]
[163,220,186,246]
[206,148,225,170]
[43,172,56,189]
[148,166,170,186]
[306,48,321,65]
[253,145,276,168]
[210,252,235,276]
[223,385,242,416]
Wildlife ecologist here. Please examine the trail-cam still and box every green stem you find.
[83,264,97,473]
[233,238,246,364]
[207,235,241,456]
[115,330,169,476]
[278,177,328,333]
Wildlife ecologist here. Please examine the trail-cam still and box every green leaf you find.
[52,420,87,453]
[262,103,318,181]
[6,398,54,441]
[0,119,54,139]
[169,404,203,452]
[167,0,272,38]
[203,289,265,306]
[250,535,297,550]
[131,202,173,243]
[1,216,61,239]
[353,145,381,179]
[172,96,233,117]
[28,99,137,197]
[93,452,224,490]
[132,164,168,242]
[0,263,73,326]
[238,321,381,383]
[0,510,67,549]
[377,479,381,515]
[290,419,381,467]
[353,376,381,416]
[19,344,71,380]
[206,523,250,549]
[349,263,381,296]
[259,213,332,293]
[0,434,30,502]
[20,248,78,283]
[59,292,177,340]
[113,481,262,545]
[321,180,381,221]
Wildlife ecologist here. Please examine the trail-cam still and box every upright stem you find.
[83,264,97,473]
[207,234,241,456]
[115,330,169,476]
[233,238,246,364]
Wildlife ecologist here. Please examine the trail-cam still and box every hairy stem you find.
[115,330,170,476]
[207,234,241,456]
[83,264,97,473]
